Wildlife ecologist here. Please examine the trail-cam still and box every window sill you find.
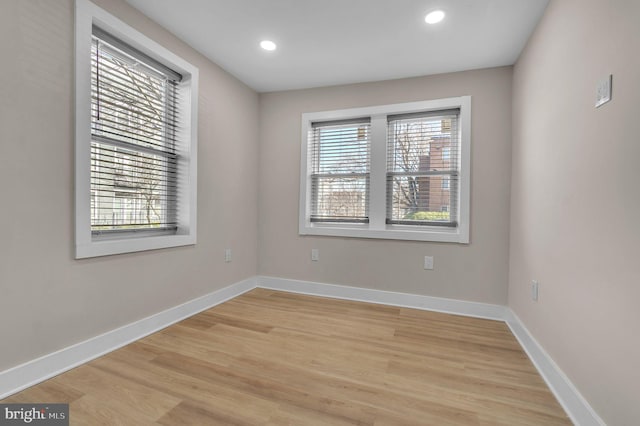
[299,223,469,243]
[76,233,196,259]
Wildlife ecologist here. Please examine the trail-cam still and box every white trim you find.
[296,224,467,243]
[299,96,471,244]
[0,275,603,425]
[505,309,606,426]
[258,276,505,320]
[0,277,256,400]
[74,0,199,258]
[368,115,388,230]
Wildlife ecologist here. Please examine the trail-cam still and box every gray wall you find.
[510,0,640,423]
[0,0,259,371]
[258,67,513,304]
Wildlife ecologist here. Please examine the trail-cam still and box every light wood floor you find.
[3,289,571,425]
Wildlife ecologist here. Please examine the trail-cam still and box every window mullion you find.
[91,134,175,159]
[368,115,387,230]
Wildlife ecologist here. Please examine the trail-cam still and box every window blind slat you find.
[90,89,180,128]
[91,127,177,155]
[90,71,181,120]
[91,163,178,181]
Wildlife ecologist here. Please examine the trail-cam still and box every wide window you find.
[299,97,470,243]
[75,0,198,258]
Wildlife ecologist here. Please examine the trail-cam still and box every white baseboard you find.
[257,276,506,321]
[0,274,603,426]
[504,309,605,426]
[0,277,257,400]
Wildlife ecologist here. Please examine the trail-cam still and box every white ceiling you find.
[125,0,549,93]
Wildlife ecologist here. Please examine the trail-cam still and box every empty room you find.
[0,0,637,424]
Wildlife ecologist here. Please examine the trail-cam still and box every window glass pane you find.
[311,176,368,222]
[387,175,453,223]
[91,144,176,231]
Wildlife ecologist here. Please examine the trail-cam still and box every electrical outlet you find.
[531,280,539,302]
[224,248,232,262]
[311,249,319,261]
[423,256,434,270]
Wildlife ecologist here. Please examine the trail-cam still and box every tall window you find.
[91,27,179,234]
[75,0,198,258]
[309,120,370,223]
[300,97,470,243]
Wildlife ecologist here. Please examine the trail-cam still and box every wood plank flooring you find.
[2,289,571,425]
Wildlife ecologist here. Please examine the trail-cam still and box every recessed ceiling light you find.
[260,40,277,51]
[425,10,445,24]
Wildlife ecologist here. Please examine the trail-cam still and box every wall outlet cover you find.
[424,256,434,270]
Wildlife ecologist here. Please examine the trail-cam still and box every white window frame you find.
[75,0,198,258]
[299,96,471,243]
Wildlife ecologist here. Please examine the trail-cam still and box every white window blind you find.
[90,26,181,235]
[386,109,460,227]
[309,119,371,223]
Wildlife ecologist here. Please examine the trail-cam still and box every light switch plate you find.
[595,74,612,108]
[531,280,539,302]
